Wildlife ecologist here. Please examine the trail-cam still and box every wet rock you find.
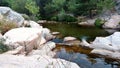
[0,7,24,26]
[0,54,80,68]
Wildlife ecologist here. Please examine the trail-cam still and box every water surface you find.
[43,23,119,68]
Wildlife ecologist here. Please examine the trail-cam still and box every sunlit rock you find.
[23,20,43,28]
[28,41,56,57]
[0,54,80,68]
[83,32,120,59]
[0,7,24,26]
[64,36,77,42]
[103,14,120,29]
[3,28,45,53]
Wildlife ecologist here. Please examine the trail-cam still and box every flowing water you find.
[42,23,120,68]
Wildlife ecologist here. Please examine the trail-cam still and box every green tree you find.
[25,0,40,20]
[4,0,28,13]
[67,0,79,15]
[97,0,115,13]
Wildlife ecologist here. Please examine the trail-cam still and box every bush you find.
[22,14,30,20]
[0,18,18,34]
[94,18,104,27]
[55,14,77,22]
[0,38,9,53]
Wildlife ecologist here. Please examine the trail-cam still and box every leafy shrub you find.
[54,14,77,22]
[94,18,104,27]
[0,18,18,34]
[0,38,9,53]
[22,14,30,20]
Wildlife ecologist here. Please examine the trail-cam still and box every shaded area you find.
[42,23,109,41]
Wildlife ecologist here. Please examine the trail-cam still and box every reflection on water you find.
[42,23,109,41]
[54,45,120,68]
[43,23,119,68]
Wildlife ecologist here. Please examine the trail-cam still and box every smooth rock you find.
[23,20,43,28]
[82,32,120,59]
[90,32,120,52]
[37,20,47,24]
[3,28,46,53]
[0,33,2,38]
[0,13,3,20]
[52,32,60,35]
[0,54,80,68]
[64,36,76,42]
[42,28,54,40]
[29,41,56,57]
[0,7,24,26]
[103,14,120,29]
[91,49,120,59]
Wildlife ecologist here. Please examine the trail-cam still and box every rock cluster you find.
[0,7,80,68]
[81,32,120,60]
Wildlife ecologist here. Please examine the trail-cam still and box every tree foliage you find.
[25,0,40,20]
[0,0,115,22]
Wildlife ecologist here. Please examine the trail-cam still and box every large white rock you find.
[23,20,43,28]
[3,27,46,52]
[0,54,80,68]
[42,28,54,40]
[0,7,24,26]
[103,14,120,29]
[82,32,120,59]
[29,41,56,57]
[91,32,120,52]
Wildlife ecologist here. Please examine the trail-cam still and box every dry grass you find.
[0,17,18,34]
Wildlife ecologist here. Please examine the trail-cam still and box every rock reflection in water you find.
[53,45,120,68]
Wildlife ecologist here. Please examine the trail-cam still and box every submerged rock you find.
[0,7,24,26]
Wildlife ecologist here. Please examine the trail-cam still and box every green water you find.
[42,23,109,41]
[42,23,120,68]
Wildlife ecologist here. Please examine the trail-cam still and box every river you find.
[42,23,120,68]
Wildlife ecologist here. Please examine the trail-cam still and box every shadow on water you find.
[53,45,120,68]
[42,23,120,68]
[42,23,109,41]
